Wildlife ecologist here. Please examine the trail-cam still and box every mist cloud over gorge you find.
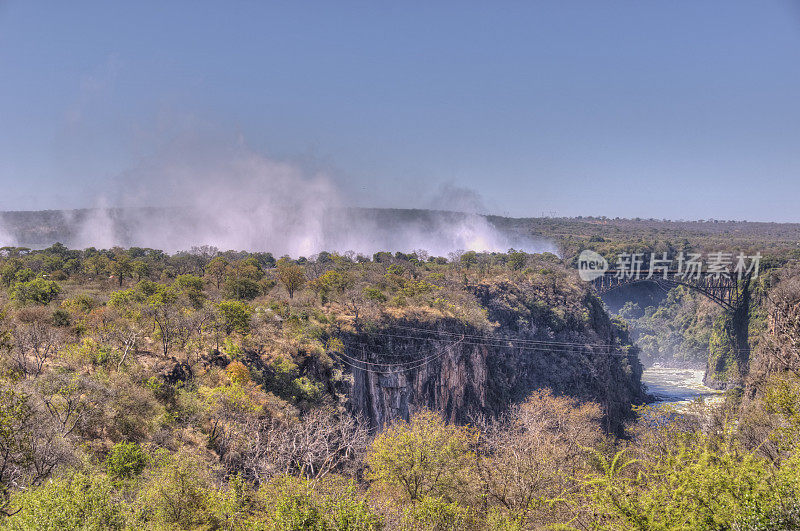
[2,143,554,257]
[0,223,14,248]
[89,146,339,256]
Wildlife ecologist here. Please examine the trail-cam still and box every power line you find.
[332,341,456,369]
[362,330,623,353]
[335,334,629,375]
[329,323,753,374]
[369,324,620,348]
[329,344,453,374]
[365,323,756,354]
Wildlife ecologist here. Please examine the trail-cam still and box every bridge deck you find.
[590,270,745,311]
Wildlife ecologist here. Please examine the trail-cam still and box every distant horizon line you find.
[0,205,796,226]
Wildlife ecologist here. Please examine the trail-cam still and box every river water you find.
[641,364,722,408]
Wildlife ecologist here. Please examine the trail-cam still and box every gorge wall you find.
[340,279,648,433]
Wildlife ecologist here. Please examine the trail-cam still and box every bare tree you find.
[98,306,146,369]
[238,407,370,484]
[12,308,65,377]
[477,389,603,524]
[0,384,72,516]
[31,373,97,437]
[340,283,380,332]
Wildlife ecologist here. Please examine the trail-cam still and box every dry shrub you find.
[479,389,604,525]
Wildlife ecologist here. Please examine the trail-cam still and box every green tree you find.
[583,439,773,530]
[6,473,127,529]
[217,300,254,336]
[132,259,150,281]
[276,259,306,299]
[0,259,21,287]
[205,256,229,289]
[365,410,477,502]
[310,270,352,304]
[223,259,264,300]
[175,274,206,308]
[83,254,110,279]
[14,268,35,283]
[42,254,63,273]
[9,278,61,305]
[106,441,149,480]
[400,495,471,531]
[224,277,261,301]
[109,256,134,287]
[146,285,181,357]
[266,476,383,531]
[507,250,527,271]
[133,450,226,529]
[460,251,478,269]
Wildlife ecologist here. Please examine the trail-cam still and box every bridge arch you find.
[590,272,747,312]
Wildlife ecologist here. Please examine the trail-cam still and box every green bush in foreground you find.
[266,476,383,531]
[582,438,780,530]
[9,278,61,305]
[7,473,126,530]
[105,441,148,480]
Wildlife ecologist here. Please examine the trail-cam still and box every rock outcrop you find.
[341,278,647,433]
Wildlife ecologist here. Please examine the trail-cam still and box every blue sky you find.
[1,1,799,220]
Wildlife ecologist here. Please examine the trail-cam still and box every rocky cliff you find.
[339,277,648,433]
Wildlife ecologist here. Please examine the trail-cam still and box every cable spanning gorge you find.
[333,325,635,375]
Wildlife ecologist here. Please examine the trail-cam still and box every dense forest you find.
[1,214,800,529]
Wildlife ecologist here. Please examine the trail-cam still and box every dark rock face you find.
[342,280,648,433]
[156,358,193,384]
[200,350,231,370]
[345,326,491,428]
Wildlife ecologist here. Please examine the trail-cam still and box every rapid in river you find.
[641,363,723,409]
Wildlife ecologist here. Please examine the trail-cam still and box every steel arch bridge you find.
[591,271,748,311]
